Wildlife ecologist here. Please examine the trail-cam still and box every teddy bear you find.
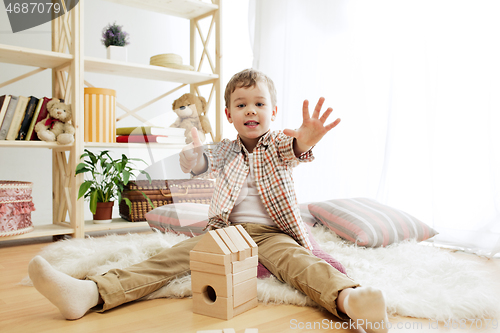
[170,93,213,144]
[35,98,75,145]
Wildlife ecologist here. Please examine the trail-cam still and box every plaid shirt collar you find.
[232,130,272,154]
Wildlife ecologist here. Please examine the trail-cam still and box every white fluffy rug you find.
[23,226,499,321]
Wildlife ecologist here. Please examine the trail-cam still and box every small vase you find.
[93,201,114,224]
[106,45,127,62]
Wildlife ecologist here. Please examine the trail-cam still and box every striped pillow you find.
[146,203,210,237]
[308,198,437,247]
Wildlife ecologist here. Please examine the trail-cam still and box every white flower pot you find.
[106,45,127,62]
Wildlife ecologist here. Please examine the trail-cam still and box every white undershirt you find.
[229,153,276,226]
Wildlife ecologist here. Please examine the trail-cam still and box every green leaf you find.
[75,163,90,175]
[104,163,113,175]
[123,170,130,185]
[78,181,93,199]
[139,190,155,209]
[123,197,132,210]
[89,191,98,214]
[138,170,152,183]
[88,151,98,165]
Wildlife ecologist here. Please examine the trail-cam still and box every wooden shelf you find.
[0,44,72,68]
[104,0,218,19]
[0,0,221,244]
[84,142,186,149]
[84,56,217,84]
[0,140,73,149]
[0,224,74,241]
[84,218,149,232]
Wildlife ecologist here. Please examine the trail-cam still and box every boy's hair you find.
[224,68,277,109]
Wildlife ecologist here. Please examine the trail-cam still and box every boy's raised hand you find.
[283,97,340,150]
[179,127,205,174]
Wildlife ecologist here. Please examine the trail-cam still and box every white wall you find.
[0,0,252,224]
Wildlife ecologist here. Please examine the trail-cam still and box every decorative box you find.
[0,181,35,237]
[84,87,116,143]
[119,179,214,222]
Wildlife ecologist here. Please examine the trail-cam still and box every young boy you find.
[29,69,389,333]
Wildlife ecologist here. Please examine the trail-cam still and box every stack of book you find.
[0,95,54,141]
[116,126,186,144]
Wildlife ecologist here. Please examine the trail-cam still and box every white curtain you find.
[249,0,500,257]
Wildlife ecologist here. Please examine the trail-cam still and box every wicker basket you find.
[149,53,194,71]
[119,179,214,222]
[0,181,35,237]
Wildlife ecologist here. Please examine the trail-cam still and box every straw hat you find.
[149,53,194,71]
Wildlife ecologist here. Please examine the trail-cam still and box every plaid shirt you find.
[195,130,314,250]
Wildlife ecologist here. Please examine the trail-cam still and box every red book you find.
[116,134,185,144]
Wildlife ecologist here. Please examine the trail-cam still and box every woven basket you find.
[0,181,35,237]
[149,53,194,71]
[120,179,214,222]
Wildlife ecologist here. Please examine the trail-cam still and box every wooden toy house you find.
[190,225,259,320]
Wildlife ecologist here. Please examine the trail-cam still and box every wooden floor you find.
[1,235,499,333]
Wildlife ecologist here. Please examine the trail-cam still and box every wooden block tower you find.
[190,225,259,320]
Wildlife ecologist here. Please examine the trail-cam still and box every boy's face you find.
[225,81,277,151]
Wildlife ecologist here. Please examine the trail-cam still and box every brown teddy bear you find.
[170,93,213,144]
[35,98,75,145]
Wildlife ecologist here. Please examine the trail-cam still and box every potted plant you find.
[101,22,129,61]
[76,149,153,223]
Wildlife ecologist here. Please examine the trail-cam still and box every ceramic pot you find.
[93,201,114,224]
[106,45,127,61]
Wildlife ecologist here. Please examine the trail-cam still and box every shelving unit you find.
[0,0,222,242]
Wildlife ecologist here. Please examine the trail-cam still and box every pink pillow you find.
[146,203,209,237]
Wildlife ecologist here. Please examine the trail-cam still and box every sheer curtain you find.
[249,0,500,257]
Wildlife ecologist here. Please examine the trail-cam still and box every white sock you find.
[28,255,99,320]
[344,287,389,333]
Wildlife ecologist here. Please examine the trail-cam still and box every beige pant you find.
[88,223,359,319]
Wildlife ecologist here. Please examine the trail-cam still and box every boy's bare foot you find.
[28,255,99,320]
[343,287,389,333]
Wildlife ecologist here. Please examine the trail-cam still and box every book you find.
[0,96,19,140]
[29,97,51,141]
[17,96,39,140]
[116,126,186,136]
[6,96,29,140]
[116,134,186,144]
[0,95,12,129]
[25,98,44,141]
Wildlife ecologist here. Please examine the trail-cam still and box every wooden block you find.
[244,328,259,333]
[232,255,258,274]
[215,228,239,254]
[233,277,257,307]
[193,292,233,320]
[234,297,258,317]
[191,271,232,298]
[235,224,258,257]
[192,230,231,255]
[191,261,230,275]
[223,226,251,260]
[190,250,231,266]
[233,266,257,285]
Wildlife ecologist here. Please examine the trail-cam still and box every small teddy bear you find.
[35,98,75,145]
[170,93,213,144]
